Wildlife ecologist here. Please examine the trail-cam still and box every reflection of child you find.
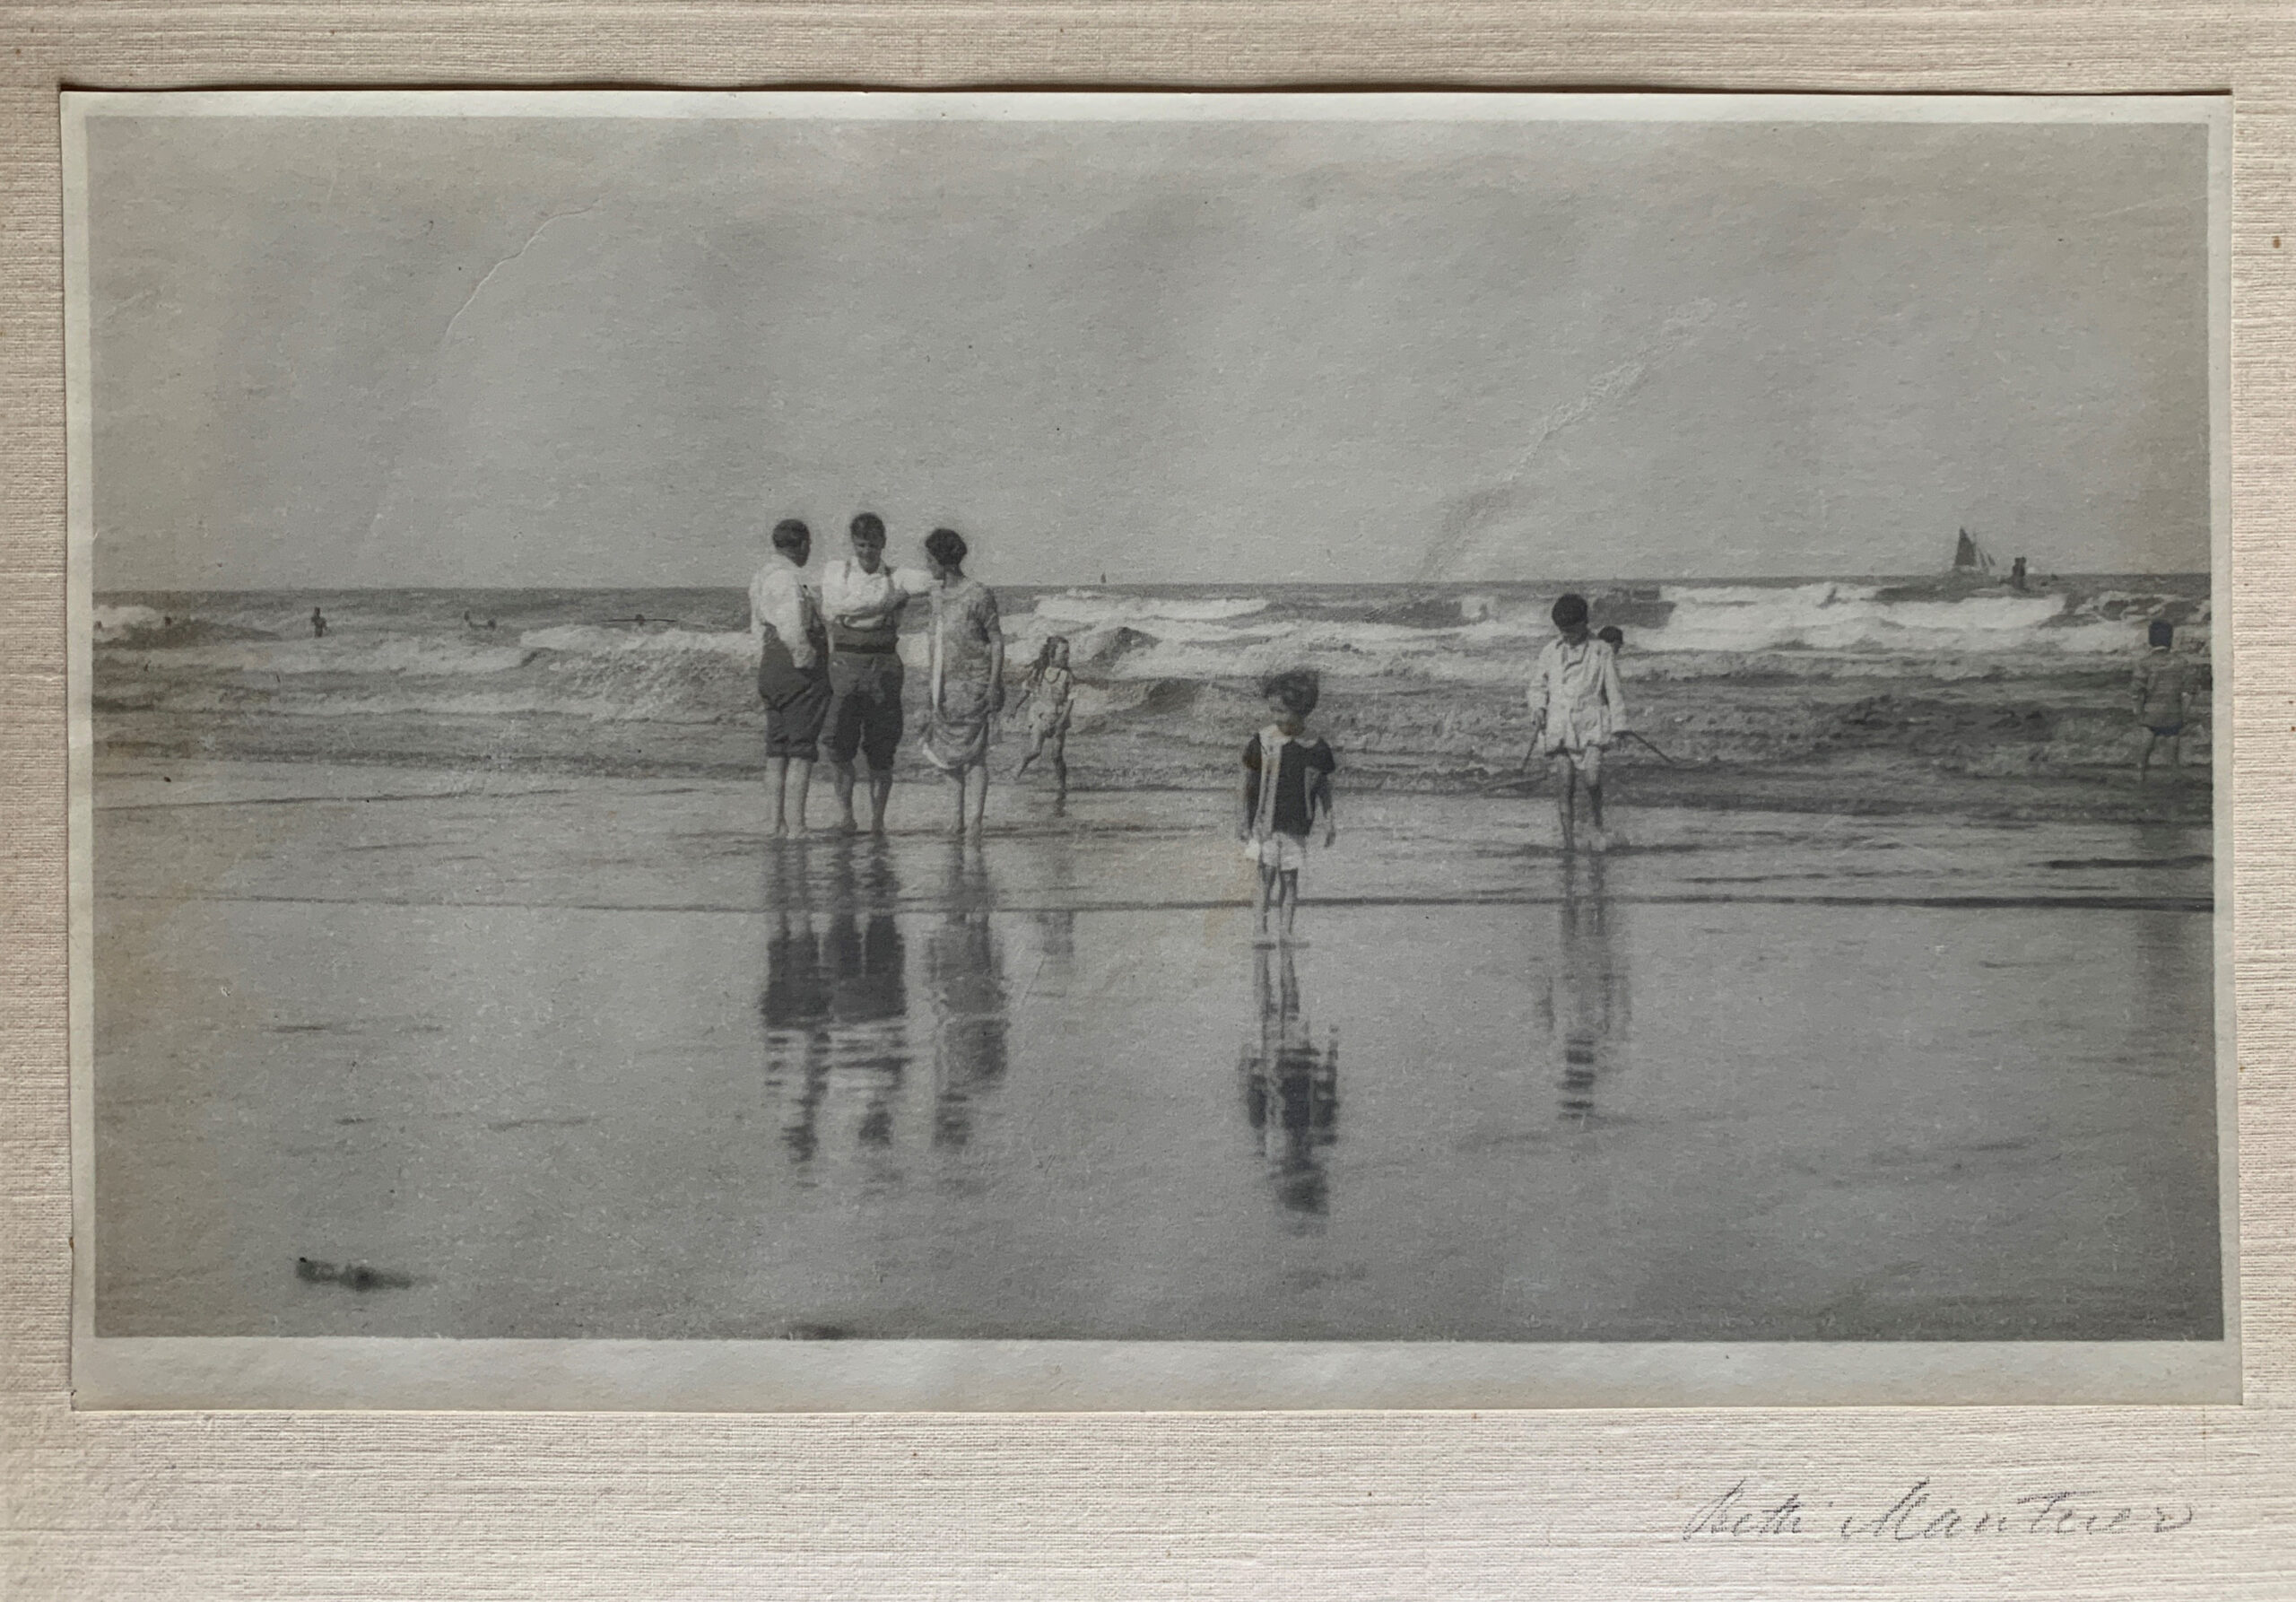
[1239,945,1339,1216]
[1013,635,1075,793]
[1239,669,1336,944]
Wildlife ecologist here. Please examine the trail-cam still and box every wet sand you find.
[92,758,2221,1341]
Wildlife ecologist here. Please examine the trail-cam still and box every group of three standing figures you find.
[748,512,1074,838]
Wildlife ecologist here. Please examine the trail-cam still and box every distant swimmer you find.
[2134,618,2196,786]
[1526,593,1627,854]
[310,607,326,639]
[1239,668,1337,945]
[1013,635,1075,796]
[2011,556,2029,591]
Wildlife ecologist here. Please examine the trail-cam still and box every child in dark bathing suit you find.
[1239,668,1336,945]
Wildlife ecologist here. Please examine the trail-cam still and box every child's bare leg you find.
[1256,861,1277,935]
[1278,870,1300,940]
[831,760,860,830]
[965,764,990,835]
[1051,736,1068,797]
[866,768,893,835]
[1016,732,1043,777]
[948,769,968,835]
[766,755,790,835]
[1583,746,1605,847]
[2167,734,2184,780]
[2137,734,2157,785]
[1552,754,1578,849]
[787,757,813,831]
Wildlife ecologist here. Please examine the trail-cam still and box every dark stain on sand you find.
[296,1257,414,1291]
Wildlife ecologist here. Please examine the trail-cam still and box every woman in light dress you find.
[918,527,1005,837]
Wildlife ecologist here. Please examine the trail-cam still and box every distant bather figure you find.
[310,607,326,639]
[2134,618,2196,785]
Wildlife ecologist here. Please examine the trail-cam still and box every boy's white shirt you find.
[1528,636,1628,749]
[821,558,933,624]
[747,559,819,667]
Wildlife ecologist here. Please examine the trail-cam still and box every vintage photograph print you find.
[65,92,2233,1409]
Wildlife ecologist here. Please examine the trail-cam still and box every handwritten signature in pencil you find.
[1683,1479,2196,1541]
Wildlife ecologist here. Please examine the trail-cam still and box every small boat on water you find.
[1874,529,2036,603]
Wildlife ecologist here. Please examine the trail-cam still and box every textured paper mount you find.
[63,90,2236,1413]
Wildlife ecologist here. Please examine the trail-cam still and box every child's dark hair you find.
[1259,668,1321,717]
[1022,635,1069,689]
[1552,593,1590,630]
[770,518,811,555]
[2148,618,2175,649]
[849,511,886,544]
[924,527,968,571]
[1597,624,1624,649]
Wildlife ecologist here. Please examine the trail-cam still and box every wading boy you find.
[2133,617,2196,785]
[1239,669,1336,944]
[1527,593,1628,852]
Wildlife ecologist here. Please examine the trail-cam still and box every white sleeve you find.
[892,565,936,597]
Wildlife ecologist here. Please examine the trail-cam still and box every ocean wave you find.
[1028,590,1272,630]
[92,604,169,633]
[108,636,536,676]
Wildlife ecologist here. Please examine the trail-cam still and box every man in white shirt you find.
[819,511,933,835]
[1526,591,1628,853]
[750,518,828,835]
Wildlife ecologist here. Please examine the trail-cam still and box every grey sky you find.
[83,108,2213,588]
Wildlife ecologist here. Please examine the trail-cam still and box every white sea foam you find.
[1029,591,1272,629]
[109,637,537,676]
[91,604,169,633]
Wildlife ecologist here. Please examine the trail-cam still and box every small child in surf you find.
[1239,669,1337,945]
[2133,617,2197,785]
[1013,635,1076,794]
[1527,594,1627,853]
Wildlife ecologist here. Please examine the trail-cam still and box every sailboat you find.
[1952,527,1996,576]
[1874,528,2013,602]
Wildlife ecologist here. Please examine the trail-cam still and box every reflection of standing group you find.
[758,840,1014,1161]
[751,513,1004,839]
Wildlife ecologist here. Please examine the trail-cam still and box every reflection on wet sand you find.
[758,840,1014,1164]
[1239,945,1341,1218]
[760,843,910,1163]
[1542,856,1629,1124]
[926,844,1009,1149]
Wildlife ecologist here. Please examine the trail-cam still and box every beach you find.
[92,753,2219,1342]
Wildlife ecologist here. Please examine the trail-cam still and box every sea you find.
[90,576,2213,797]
